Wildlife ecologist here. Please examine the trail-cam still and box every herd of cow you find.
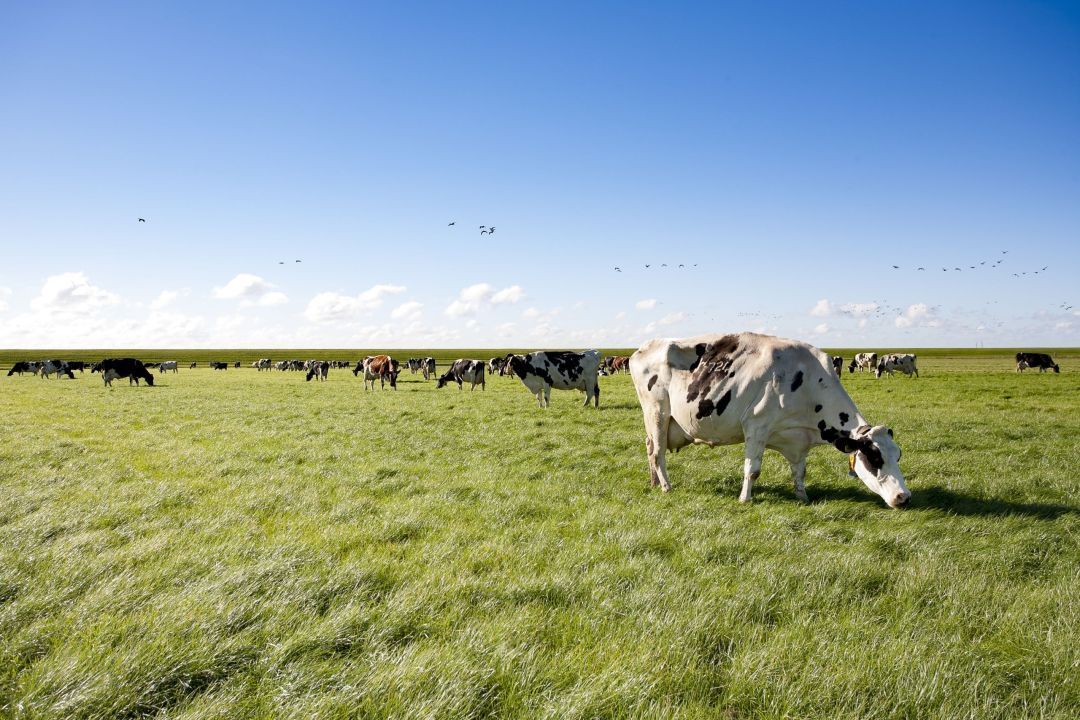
[4,340,1063,508]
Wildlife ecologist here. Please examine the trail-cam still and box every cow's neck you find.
[809,382,867,440]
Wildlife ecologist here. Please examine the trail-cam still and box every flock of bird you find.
[889,250,1052,277]
[447,222,496,236]
[613,264,698,272]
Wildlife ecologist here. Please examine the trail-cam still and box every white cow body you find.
[504,350,601,407]
[253,358,271,371]
[876,353,918,378]
[159,360,178,373]
[630,333,910,508]
[38,360,74,379]
[849,352,878,373]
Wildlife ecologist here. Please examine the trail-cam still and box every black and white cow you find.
[630,333,910,508]
[488,356,506,376]
[876,353,918,378]
[421,357,436,381]
[306,360,330,381]
[189,362,197,369]
[159,360,178,374]
[94,358,155,387]
[848,352,878,373]
[7,361,41,376]
[39,360,75,379]
[436,359,485,391]
[503,350,601,407]
[832,356,843,375]
[253,358,271,371]
[1016,352,1059,373]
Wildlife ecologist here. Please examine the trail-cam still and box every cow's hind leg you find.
[740,433,767,503]
[641,405,672,492]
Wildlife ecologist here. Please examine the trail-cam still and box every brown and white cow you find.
[355,355,399,390]
[630,333,910,508]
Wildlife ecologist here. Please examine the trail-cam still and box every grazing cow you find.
[66,361,88,373]
[832,356,843,375]
[630,333,910,508]
[7,361,41,376]
[355,355,399,390]
[95,358,155,387]
[504,350,601,407]
[210,362,228,370]
[406,358,422,374]
[876,353,918,378]
[421,357,436,381]
[848,352,878,373]
[488,356,506,377]
[306,360,330,381]
[189,362,197,369]
[252,358,271,371]
[436,359,486,391]
[1016,352,1059,373]
[233,361,241,369]
[159,360,178,374]
[39,360,75,379]
[610,356,630,374]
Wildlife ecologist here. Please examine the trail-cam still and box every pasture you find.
[1,349,1078,719]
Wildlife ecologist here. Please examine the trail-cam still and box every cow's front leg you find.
[543,385,551,407]
[740,436,766,503]
[789,453,809,503]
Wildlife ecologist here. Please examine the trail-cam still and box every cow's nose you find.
[895,494,910,508]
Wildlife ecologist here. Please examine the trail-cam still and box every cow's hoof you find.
[795,492,810,503]
[738,494,752,503]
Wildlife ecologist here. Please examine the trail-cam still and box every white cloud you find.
[491,285,525,304]
[636,298,658,311]
[213,274,288,307]
[445,283,526,317]
[522,307,540,319]
[150,290,179,310]
[810,299,832,317]
[813,323,830,335]
[658,311,686,326]
[390,300,424,320]
[615,311,626,321]
[304,284,406,323]
[31,272,119,314]
[895,303,930,328]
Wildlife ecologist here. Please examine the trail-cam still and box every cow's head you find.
[874,360,886,378]
[840,425,910,508]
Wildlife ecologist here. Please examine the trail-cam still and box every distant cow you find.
[306,360,330,381]
[421,357,436,381]
[189,362,197,369]
[876,353,918,378]
[7,361,41,376]
[94,358,155,387]
[39,360,75,379]
[630,332,910,507]
[159,360,178,374]
[849,352,878,373]
[488,357,506,376]
[233,361,241,368]
[253,358,271,371]
[832,356,843,375]
[1016,352,1059,373]
[210,362,228,370]
[504,350,601,407]
[66,361,87,373]
[437,359,485,391]
[355,355,399,390]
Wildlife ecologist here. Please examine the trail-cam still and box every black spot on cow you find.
[839,412,850,426]
[696,398,714,419]
[790,371,803,392]
[647,374,657,391]
[686,335,740,402]
[695,389,732,420]
[814,404,823,413]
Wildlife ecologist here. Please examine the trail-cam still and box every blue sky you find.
[1,1,1077,348]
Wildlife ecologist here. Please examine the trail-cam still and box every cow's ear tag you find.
[848,454,858,477]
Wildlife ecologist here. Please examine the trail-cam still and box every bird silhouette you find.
[678,264,685,268]
[645,264,651,268]
[138,218,146,222]
[488,227,495,234]
[661,263,668,267]
[1002,250,1008,254]
[955,267,961,271]
[278,261,284,265]
[448,221,455,226]
[614,267,622,272]
[917,267,925,271]
[295,260,302,263]
[480,225,486,229]
[481,230,488,235]
[1042,266,1048,271]
[892,265,900,269]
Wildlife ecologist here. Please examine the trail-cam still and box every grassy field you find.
[1,349,1078,719]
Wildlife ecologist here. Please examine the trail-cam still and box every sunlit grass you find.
[1,349,1077,718]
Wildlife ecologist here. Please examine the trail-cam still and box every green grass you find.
[1,349,1078,719]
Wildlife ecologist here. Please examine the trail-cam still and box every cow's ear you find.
[886,428,893,438]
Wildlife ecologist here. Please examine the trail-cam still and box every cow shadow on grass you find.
[713,480,1077,519]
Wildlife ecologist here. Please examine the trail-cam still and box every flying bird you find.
[295,260,302,263]
[661,263,668,267]
[137,218,146,222]
[614,267,622,272]
[278,261,284,265]
[448,221,455,226]
[645,264,651,268]
[678,264,685,268]
[892,265,899,269]
[481,229,488,235]
[488,227,495,234]
[1002,250,1008,254]
[917,267,925,271]
[479,225,486,229]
